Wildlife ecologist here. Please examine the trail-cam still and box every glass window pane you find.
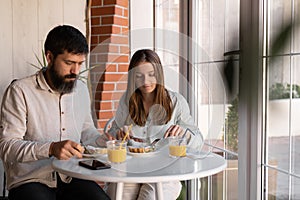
[293,0,300,53]
[197,1,226,61]
[267,167,290,199]
[200,159,238,200]
[268,0,292,55]
[155,0,180,92]
[268,56,291,171]
[225,0,240,53]
[291,176,300,199]
[291,56,300,177]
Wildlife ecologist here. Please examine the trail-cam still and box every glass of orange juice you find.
[106,140,127,163]
[168,136,187,158]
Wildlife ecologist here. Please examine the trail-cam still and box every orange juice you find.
[169,145,186,157]
[108,148,126,163]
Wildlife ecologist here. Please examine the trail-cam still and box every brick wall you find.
[90,0,129,131]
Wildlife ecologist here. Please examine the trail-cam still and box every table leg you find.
[156,182,164,200]
[116,182,124,200]
[186,179,201,200]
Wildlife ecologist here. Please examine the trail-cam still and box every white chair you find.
[103,116,115,133]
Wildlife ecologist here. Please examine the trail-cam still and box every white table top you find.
[52,147,227,183]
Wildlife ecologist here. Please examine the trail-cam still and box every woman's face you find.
[134,62,157,95]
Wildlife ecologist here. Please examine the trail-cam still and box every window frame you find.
[239,0,264,199]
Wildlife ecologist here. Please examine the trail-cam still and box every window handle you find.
[224,50,240,56]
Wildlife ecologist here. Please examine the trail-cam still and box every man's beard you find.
[48,64,78,94]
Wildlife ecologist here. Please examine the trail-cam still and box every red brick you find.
[105,83,116,90]
[104,0,128,7]
[121,27,129,35]
[118,0,129,8]
[116,16,128,26]
[98,26,113,34]
[90,54,97,64]
[90,64,106,73]
[92,26,119,35]
[91,17,100,26]
[98,54,126,63]
[120,46,129,54]
[103,0,117,5]
[97,111,114,119]
[102,16,128,27]
[118,64,129,72]
[91,0,102,6]
[99,35,111,43]
[123,8,128,17]
[96,91,124,100]
[99,102,113,110]
[92,7,115,16]
[115,7,123,16]
[91,36,99,45]
[112,26,121,34]
[91,44,109,54]
[101,16,114,25]
[108,54,129,62]
[95,101,112,111]
[105,64,117,72]
[110,35,129,44]
[100,73,127,81]
[108,45,119,53]
[90,44,98,51]
[116,82,127,90]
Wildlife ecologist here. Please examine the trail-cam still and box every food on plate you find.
[128,146,154,153]
[127,140,155,153]
[84,145,107,154]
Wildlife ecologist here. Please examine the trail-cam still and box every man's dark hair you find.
[44,25,89,59]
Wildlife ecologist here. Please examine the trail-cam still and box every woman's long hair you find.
[125,49,173,126]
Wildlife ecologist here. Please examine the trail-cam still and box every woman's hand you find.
[164,125,184,138]
[116,129,127,140]
[115,126,144,142]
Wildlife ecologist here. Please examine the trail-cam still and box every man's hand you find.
[49,140,84,160]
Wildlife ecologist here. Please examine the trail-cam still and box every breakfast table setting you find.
[52,134,227,200]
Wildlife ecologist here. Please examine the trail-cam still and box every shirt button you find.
[61,112,64,114]
[62,128,65,131]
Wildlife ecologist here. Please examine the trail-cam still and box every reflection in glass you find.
[291,176,300,199]
[267,167,289,199]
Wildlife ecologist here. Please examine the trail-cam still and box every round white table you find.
[52,148,226,200]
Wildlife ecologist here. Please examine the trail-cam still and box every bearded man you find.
[0,25,110,200]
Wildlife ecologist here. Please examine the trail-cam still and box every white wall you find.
[0,0,86,194]
[0,0,86,104]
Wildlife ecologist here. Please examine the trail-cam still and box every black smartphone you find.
[79,159,111,170]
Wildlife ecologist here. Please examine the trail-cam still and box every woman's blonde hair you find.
[125,49,173,126]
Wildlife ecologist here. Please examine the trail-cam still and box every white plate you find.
[82,153,107,158]
[127,150,158,157]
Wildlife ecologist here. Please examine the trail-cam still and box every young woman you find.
[106,49,203,199]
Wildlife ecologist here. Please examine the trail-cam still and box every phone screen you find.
[79,159,111,170]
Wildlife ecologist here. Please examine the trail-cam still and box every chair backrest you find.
[103,116,115,133]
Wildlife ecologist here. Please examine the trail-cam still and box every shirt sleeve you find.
[78,85,106,147]
[0,83,52,163]
[108,94,129,137]
[174,92,204,150]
